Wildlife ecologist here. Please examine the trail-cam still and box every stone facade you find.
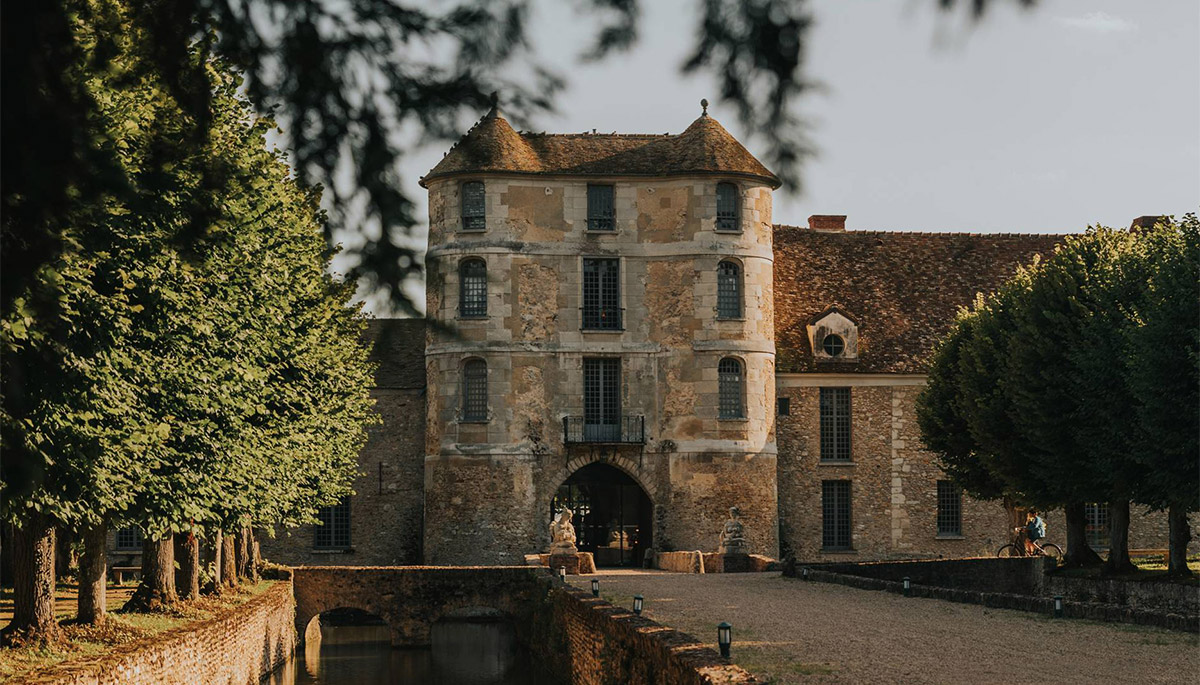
[423,172,778,563]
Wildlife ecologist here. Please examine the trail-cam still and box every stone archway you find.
[550,461,655,567]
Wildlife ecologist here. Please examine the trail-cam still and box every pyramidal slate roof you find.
[420,105,780,188]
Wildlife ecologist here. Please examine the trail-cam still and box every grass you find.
[0,580,274,683]
[1052,553,1200,585]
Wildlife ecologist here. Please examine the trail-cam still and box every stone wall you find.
[259,385,426,566]
[23,581,294,685]
[423,175,779,564]
[542,584,759,685]
[776,375,1183,562]
[801,556,1051,595]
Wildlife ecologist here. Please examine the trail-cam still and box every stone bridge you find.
[291,565,555,647]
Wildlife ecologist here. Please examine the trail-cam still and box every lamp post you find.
[1054,595,1064,618]
[633,594,644,615]
[591,578,600,597]
[717,622,732,658]
[558,566,566,583]
[903,577,911,597]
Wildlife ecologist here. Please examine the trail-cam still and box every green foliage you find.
[917,215,1199,516]
[0,0,376,540]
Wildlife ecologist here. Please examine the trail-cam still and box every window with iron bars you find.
[583,358,621,442]
[1085,502,1110,549]
[936,480,962,536]
[461,181,486,230]
[587,184,615,231]
[718,357,745,419]
[716,182,740,232]
[459,258,487,318]
[582,258,621,329]
[462,359,488,421]
[116,527,143,551]
[314,496,351,550]
[820,387,851,461]
[717,260,742,319]
[822,480,852,550]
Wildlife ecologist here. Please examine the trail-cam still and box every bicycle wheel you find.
[996,544,1020,558]
[1039,543,1063,562]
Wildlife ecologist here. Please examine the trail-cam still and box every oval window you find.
[822,334,845,357]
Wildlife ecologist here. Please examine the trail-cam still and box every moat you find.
[267,618,558,685]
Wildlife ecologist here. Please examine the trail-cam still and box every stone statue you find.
[549,507,578,554]
[718,506,749,555]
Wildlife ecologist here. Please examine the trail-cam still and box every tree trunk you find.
[121,534,177,612]
[1167,504,1194,578]
[221,532,237,587]
[243,527,259,583]
[77,521,107,625]
[1063,502,1103,568]
[234,526,247,582]
[174,530,200,601]
[1,513,61,644]
[1102,500,1137,575]
[202,529,223,596]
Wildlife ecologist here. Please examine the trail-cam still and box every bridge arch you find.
[292,566,553,647]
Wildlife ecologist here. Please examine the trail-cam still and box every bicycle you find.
[996,528,1062,561]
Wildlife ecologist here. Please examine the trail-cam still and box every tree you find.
[920,222,1197,572]
[1122,215,1199,576]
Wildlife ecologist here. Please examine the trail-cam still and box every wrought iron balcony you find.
[562,415,645,445]
[580,306,623,331]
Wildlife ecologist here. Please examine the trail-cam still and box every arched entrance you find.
[550,462,653,567]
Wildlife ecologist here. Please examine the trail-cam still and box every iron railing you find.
[563,415,645,445]
[580,306,623,331]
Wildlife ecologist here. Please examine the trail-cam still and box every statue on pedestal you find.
[718,506,749,555]
[549,507,578,555]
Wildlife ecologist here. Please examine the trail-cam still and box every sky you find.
[346,0,1199,314]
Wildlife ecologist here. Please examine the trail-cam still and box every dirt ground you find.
[0,584,136,629]
[569,570,1199,685]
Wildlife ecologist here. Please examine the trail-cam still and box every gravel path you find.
[568,571,1198,685]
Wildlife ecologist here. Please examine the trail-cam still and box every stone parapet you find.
[23,581,295,685]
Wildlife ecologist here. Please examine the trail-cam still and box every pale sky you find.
[344,0,1199,314]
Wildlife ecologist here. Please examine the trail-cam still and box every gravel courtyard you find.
[568,570,1198,685]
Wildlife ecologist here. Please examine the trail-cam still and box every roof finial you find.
[700,98,709,116]
[485,91,501,119]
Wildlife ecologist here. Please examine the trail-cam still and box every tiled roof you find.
[364,318,426,389]
[420,107,779,188]
[773,227,1065,374]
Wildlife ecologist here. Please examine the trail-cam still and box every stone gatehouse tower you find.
[419,104,780,564]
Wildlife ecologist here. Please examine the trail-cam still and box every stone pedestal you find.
[550,553,581,575]
[720,553,751,573]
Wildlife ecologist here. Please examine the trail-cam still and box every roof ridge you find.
[520,132,674,138]
[773,225,1071,238]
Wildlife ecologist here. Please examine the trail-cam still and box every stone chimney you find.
[808,215,846,232]
[1129,215,1164,230]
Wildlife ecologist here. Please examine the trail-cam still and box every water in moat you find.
[266,616,559,685]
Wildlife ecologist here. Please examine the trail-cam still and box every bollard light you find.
[1054,595,1064,618]
[591,578,600,597]
[801,567,809,580]
[717,622,732,658]
[633,594,644,615]
[558,566,566,582]
[903,577,911,597]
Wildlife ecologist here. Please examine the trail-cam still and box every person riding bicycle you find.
[1025,510,1047,554]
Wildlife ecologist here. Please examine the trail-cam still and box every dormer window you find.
[716,182,740,232]
[808,307,859,361]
